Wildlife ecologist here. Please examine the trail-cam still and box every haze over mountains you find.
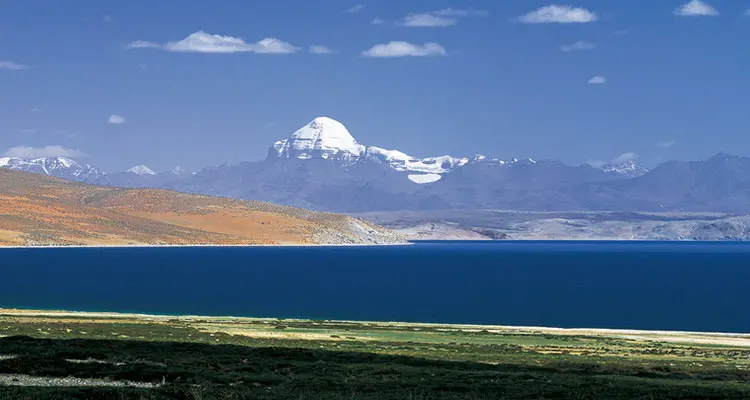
[2,117,750,215]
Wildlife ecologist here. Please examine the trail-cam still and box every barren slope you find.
[0,170,403,246]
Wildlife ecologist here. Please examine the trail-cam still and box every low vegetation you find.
[1,310,749,399]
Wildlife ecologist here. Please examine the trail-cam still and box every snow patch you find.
[408,173,442,184]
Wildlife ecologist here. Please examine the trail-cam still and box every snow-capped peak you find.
[273,117,365,161]
[126,165,156,175]
[601,159,649,178]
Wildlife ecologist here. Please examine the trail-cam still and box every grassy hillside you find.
[0,170,402,246]
[1,310,750,399]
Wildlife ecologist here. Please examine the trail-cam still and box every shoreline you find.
[2,308,748,343]
[0,242,412,249]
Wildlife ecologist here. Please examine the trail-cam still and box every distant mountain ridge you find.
[0,156,103,182]
[5,117,750,214]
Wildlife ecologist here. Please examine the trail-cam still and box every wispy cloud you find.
[309,45,335,54]
[431,8,489,17]
[0,61,29,70]
[560,41,595,52]
[588,76,607,84]
[400,13,456,27]
[103,14,112,22]
[362,42,447,58]
[674,0,719,16]
[138,63,147,69]
[108,115,125,124]
[371,17,385,24]
[3,145,85,159]
[613,152,638,164]
[345,4,365,14]
[519,5,598,24]
[125,40,163,49]
[126,31,298,54]
[16,128,37,135]
[398,7,487,27]
[656,139,676,149]
[611,30,630,36]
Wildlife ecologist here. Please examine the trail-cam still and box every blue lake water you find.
[1,241,750,333]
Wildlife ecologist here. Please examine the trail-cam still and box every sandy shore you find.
[2,308,749,347]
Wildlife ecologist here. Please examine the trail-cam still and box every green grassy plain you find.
[1,310,750,399]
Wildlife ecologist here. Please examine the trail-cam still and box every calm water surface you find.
[1,241,749,333]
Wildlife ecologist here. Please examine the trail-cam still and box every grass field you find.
[1,310,750,399]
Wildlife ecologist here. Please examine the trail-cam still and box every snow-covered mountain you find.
[600,160,650,178]
[0,156,103,182]
[126,165,157,176]
[271,117,505,183]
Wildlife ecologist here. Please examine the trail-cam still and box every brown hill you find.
[0,170,403,246]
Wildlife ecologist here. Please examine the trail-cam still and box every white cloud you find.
[588,76,607,84]
[126,31,298,54]
[519,5,598,23]
[108,114,125,124]
[400,13,456,27]
[346,4,365,14]
[613,152,638,164]
[3,145,85,159]
[371,17,386,24]
[138,63,147,69]
[674,0,719,16]
[432,8,489,17]
[0,61,29,70]
[587,160,606,168]
[31,107,39,113]
[309,45,335,54]
[560,41,595,52]
[362,42,447,58]
[656,139,676,149]
[611,30,630,35]
[103,14,112,22]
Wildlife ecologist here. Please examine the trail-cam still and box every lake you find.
[1,241,749,333]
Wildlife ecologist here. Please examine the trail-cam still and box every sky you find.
[2,0,750,172]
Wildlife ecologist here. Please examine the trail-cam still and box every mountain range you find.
[3,117,750,214]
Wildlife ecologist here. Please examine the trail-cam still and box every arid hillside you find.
[0,170,403,246]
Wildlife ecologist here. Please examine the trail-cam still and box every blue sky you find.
[2,0,750,172]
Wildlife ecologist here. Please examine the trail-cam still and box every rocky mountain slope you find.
[0,169,404,246]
